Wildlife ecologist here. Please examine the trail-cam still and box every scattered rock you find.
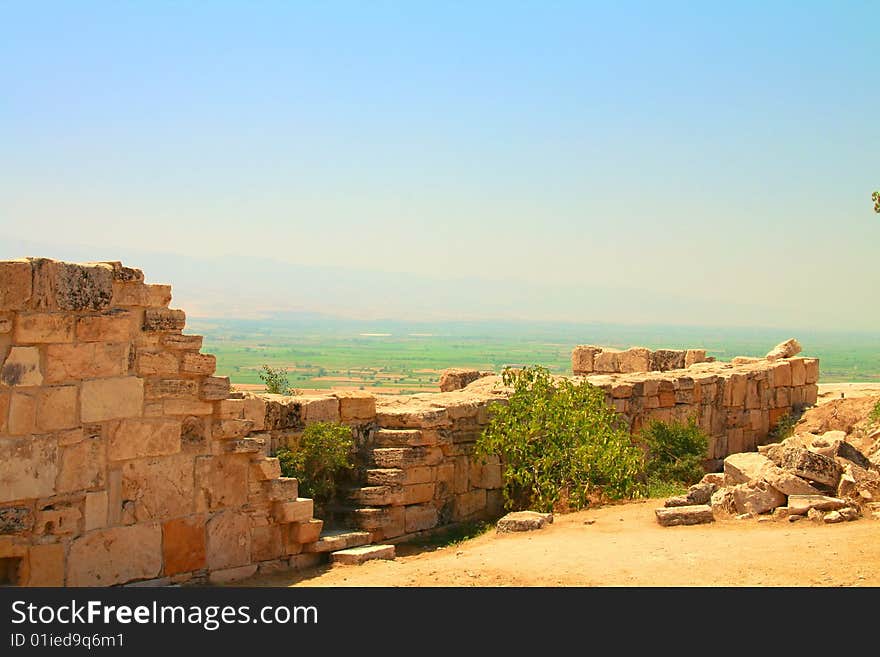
[839,507,860,522]
[823,511,844,524]
[765,338,802,361]
[664,482,717,507]
[496,511,553,533]
[788,495,848,515]
[724,452,775,485]
[710,488,738,517]
[771,507,791,520]
[699,473,726,488]
[780,447,842,488]
[731,480,786,515]
[655,505,714,527]
[807,508,825,522]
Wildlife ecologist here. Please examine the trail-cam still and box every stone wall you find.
[0,258,822,585]
[0,258,326,586]
[572,344,713,374]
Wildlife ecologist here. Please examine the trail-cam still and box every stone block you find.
[30,260,113,312]
[288,519,323,544]
[57,436,105,493]
[14,313,74,343]
[180,352,216,376]
[163,399,212,415]
[272,498,314,523]
[250,458,281,481]
[1,346,43,386]
[121,455,194,521]
[25,543,65,586]
[206,511,251,571]
[162,334,203,350]
[781,447,842,487]
[655,505,714,527]
[685,349,707,367]
[803,359,819,385]
[81,376,143,423]
[265,477,299,501]
[403,465,435,485]
[766,338,801,361]
[372,446,444,469]
[453,489,487,520]
[145,378,199,399]
[402,483,435,505]
[375,404,450,429]
[787,495,847,515]
[0,435,58,503]
[33,385,78,432]
[617,347,651,373]
[143,308,186,332]
[163,515,206,576]
[593,349,620,373]
[68,523,162,586]
[348,506,405,536]
[146,284,172,307]
[46,342,128,383]
[496,511,553,532]
[76,312,133,343]
[200,376,231,400]
[789,358,806,386]
[137,351,179,376]
[195,455,249,512]
[334,390,376,421]
[772,361,792,387]
[724,452,774,485]
[8,392,36,435]
[251,525,284,562]
[732,480,786,514]
[651,349,685,371]
[84,490,108,531]
[0,260,33,310]
[331,544,395,565]
[109,418,181,461]
[405,504,439,533]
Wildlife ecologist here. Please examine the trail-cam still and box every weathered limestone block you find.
[766,338,802,361]
[80,376,143,423]
[76,312,132,342]
[618,347,651,373]
[207,564,258,584]
[731,480,786,514]
[655,505,714,526]
[144,378,198,399]
[803,358,819,384]
[34,503,81,536]
[571,346,599,374]
[201,376,231,401]
[366,468,406,487]
[685,349,708,367]
[710,487,738,517]
[439,368,488,392]
[14,313,74,343]
[46,342,129,382]
[789,358,806,387]
[146,284,172,307]
[372,446,444,468]
[405,504,439,533]
[84,490,108,531]
[68,523,162,586]
[195,455,249,512]
[331,544,395,565]
[137,352,179,376]
[300,396,339,423]
[375,403,450,429]
[163,515,206,576]
[288,519,323,544]
[35,385,78,432]
[762,468,821,496]
[348,485,404,506]
[1,346,43,386]
[374,429,432,447]
[108,418,180,461]
[496,511,553,532]
[593,349,620,373]
[250,458,282,481]
[143,308,186,332]
[265,477,299,501]
[781,447,842,487]
[57,436,105,492]
[453,489,487,520]
[330,390,375,421]
[30,260,114,312]
[272,498,314,524]
[0,506,33,534]
[404,465,436,485]
[787,495,847,515]
[25,543,65,586]
[0,435,58,503]
[402,483,435,505]
[0,260,33,310]
[251,525,284,562]
[664,481,717,507]
[179,352,215,376]
[163,399,212,416]
[206,511,251,571]
[349,506,405,537]
[651,349,686,372]
[122,455,194,521]
[212,419,254,440]
[161,334,203,351]
[724,452,775,485]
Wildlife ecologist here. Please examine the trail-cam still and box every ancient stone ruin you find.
[0,258,824,586]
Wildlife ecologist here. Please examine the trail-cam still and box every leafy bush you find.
[275,422,355,506]
[259,364,297,395]
[870,399,880,424]
[475,366,645,513]
[640,417,709,487]
[767,412,798,443]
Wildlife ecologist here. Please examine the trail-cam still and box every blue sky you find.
[1,2,878,328]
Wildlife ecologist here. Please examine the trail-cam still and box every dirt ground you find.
[242,501,880,587]
[236,386,880,588]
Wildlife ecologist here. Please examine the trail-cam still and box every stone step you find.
[373,429,423,446]
[303,529,372,553]
[365,468,406,486]
[330,544,395,565]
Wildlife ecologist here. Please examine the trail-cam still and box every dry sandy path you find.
[241,500,880,587]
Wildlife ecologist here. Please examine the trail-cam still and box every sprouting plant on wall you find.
[873,190,880,213]
[258,364,298,395]
[639,417,709,492]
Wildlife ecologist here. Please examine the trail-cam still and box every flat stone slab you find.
[787,495,847,515]
[330,544,395,565]
[496,511,554,533]
[655,505,714,527]
[303,529,372,553]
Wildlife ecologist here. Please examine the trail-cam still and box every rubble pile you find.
[656,427,880,526]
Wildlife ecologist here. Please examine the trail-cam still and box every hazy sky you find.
[2,2,878,329]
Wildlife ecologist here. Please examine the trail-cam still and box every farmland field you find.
[187,317,880,395]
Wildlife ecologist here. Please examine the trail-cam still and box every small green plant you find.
[640,417,709,487]
[275,422,355,506]
[646,478,688,499]
[259,364,297,395]
[475,366,645,513]
[870,399,880,424]
[767,412,798,443]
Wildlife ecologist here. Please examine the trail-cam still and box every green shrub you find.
[259,364,297,395]
[767,412,798,443]
[870,399,880,424]
[640,417,709,487]
[475,366,645,513]
[275,422,355,506]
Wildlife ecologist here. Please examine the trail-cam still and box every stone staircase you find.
[303,528,396,566]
